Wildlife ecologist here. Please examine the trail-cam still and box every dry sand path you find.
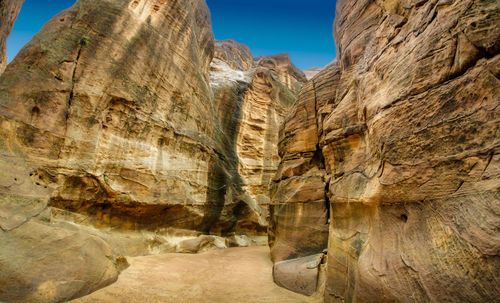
[72,246,321,303]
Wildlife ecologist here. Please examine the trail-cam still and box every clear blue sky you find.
[7,0,337,70]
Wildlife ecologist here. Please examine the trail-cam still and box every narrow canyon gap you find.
[0,0,499,302]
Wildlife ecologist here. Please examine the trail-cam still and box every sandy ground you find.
[72,246,322,303]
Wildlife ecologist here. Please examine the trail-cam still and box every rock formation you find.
[0,0,213,300]
[210,39,306,234]
[269,0,500,301]
[213,39,253,71]
[303,67,323,80]
[3,0,497,301]
[0,0,23,74]
[0,0,306,300]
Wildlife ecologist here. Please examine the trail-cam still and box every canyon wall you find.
[0,0,23,74]
[211,39,306,234]
[270,0,500,301]
[0,0,214,301]
[0,1,305,300]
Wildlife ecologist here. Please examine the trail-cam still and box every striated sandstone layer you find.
[254,53,307,94]
[0,0,23,74]
[303,67,323,80]
[270,0,500,301]
[0,1,306,299]
[213,39,253,71]
[0,0,219,301]
[269,60,340,264]
[0,0,224,236]
[210,39,306,234]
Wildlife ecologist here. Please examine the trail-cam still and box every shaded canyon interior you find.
[0,0,498,302]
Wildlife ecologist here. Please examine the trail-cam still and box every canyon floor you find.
[71,246,321,303]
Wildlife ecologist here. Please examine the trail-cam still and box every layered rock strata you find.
[0,0,214,301]
[269,60,340,265]
[0,1,306,300]
[210,39,306,234]
[303,67,323,80]
[270,0,500,301]
[0,0,23,74]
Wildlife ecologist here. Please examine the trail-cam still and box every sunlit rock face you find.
[214,39,254,71]
[0,0,217,301]
[303,67,323,80]
[271,0,500,300]
[0,0,23,74]
[254,53,307,94]
[0,0,221,232]
[0,3,307,300]
[210,39,306,235]
[269,60,340,264]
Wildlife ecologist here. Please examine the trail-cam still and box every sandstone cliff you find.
[303,67,323,80]
[270,0,500,301]
[214,39,253,71]
[0,0,23,74]
[210,39,306,234]
[0,1,307,300]
[0,0,215,301]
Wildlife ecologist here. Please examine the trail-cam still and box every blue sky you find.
[7,0,337,70]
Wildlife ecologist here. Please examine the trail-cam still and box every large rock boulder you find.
[0,143,127,302]
[0,0,23,74]
[273,253,324,296]
[270,0,500,302]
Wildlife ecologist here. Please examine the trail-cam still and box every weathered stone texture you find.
[0,0,218,301]
[0,1,307,299]
[0,0,23,74]
[210,40,306,235]
[270,0,500,301]
[254,53,307,94]
[0,0,223,234]
[269,61,341,264]
[273,253,325,296]
[214,39,253,71]
[303,67,323,80]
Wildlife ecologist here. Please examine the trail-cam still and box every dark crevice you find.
[453,180,465,194]
[311,75,331,226]
[198,79,250,235]
[480,152,494,179]
[324,180,331,225]
[65,42,84,123]
[314,143,330,225]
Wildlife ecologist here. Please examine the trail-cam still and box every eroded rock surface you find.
[303,67,323,80]
[0,0,306,300]
[270,0,500,302]
[214,39,253,71]
[210,39,306,234]
[273,253,325,296]
[254,53,307,94]
[0,0,23,74]
[0,0,213,300]
[269,60,340,263]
